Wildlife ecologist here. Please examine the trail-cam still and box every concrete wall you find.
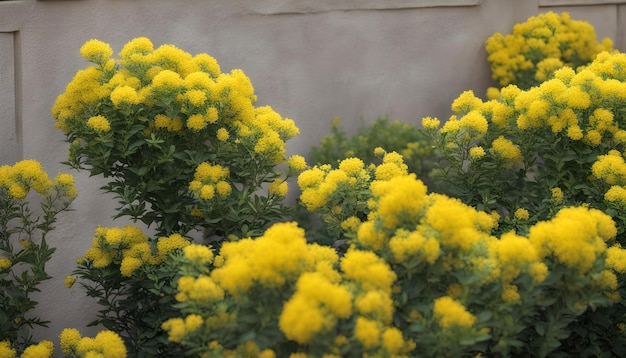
[0,0,623,352]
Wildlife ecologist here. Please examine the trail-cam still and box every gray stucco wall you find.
[0,0,623,352]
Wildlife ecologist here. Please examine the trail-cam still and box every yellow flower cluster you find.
[59,328,126,358]
[82,225,189,277]
[485,11,612,88]
[489,231,547,285]
[440,92,489,144]
[162,314,205,343]
[189,162,232,200]
[529,207,617,274]
[491,136,523,164]
[0,160,76,200]
[433,296,477,329]
[0,340,55,358]
[298,156,370,212]
[53,37,298,165]
[211,222,338,295]
[279,272,353,344]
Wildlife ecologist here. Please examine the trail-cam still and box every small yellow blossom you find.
[469,146,486,159]
[0,259,11,271]
[421,116,440,130]
[86,115,111,132]
[64,276,77,288]
[216,127,229,142]
[268,179,288,197]
[433,296,476,328]
[514,208,530,220]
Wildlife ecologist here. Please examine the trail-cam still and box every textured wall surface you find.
[0,0,623,352]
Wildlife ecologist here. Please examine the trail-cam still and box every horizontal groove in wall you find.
[248,0,481,15]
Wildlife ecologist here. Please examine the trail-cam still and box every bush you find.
[485,11,612,90]
[53,37,303,357]
[0,160,75,355]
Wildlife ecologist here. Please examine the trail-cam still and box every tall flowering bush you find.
[52,37,300,237]
[485,11,612,90]
[0,160,76,354]
[53,38,303,356]
[420,50,626,355]
[424,51,626,238]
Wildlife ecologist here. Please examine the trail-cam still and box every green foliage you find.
[0,161,75,354]
[310,116,438,180]
[72,251,186,357]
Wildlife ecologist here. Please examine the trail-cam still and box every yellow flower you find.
[64,276,77,288]
[288,155,307,172]
[93,330,127,358]
[338,157,365,176]
[59,328,82,356]
[341,250,396,293]
[514,208,530,220]
[433,296,476,328]
[268,179,288,197]
[20,340,54,358]
[354,317,381,349]
[491,136,523,164]
[279,272,352,344]
[162,318,187,343]
[279,294,329,344]
[529,262,549,283]
[501,284,521,303]
[200,185,215,200]
[183,244,214,265]
[80,39,113,64]
[185,89,207,107]
[120,256,142,277]
[152,69,184,88]
[156,233,190,260]
[187,113,208,131]
[382,327,408,354]
[529,206,616,273]
[86,115,111,132]
[0,258,11,271]
[469,146,486,159]
[110,85,141,107]
[0,341,16,358]
[355,290,394,323]
[215,181,232,197]
[184,314,204,333]
[216,127,229,142]
[421,116,440,130]
[606,245,626,273]
[373,175,428,229]
[452,90,483,114]
[551,187,563,203]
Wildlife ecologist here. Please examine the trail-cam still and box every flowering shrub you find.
[424,51,626,238]
[420,50,626,355]
[53,37,303,357]
[159,152,626,356]
[52,37,300,236]
[485,11,612,90]
[162,222,415,357]
[0,160,76,354]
